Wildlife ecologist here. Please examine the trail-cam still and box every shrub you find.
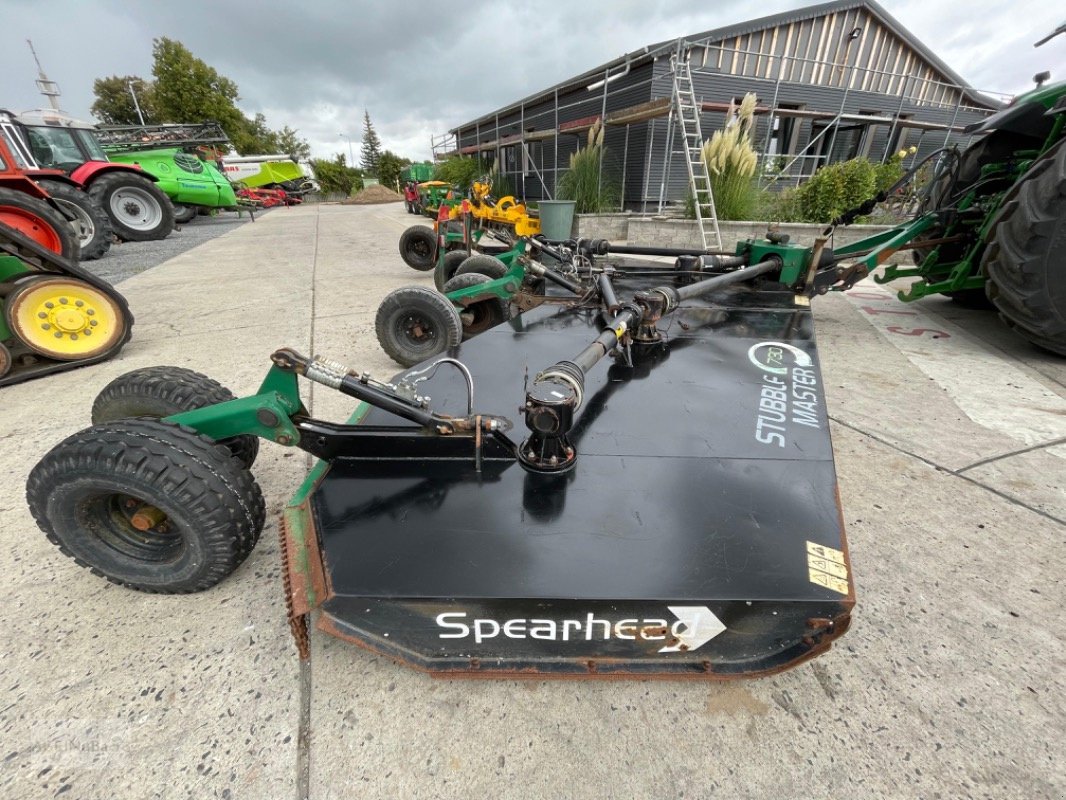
[700,94,759,221]
[557,121,620,213]
[434,156,487,193]
[309,154,363,195]
[756,187,802,223]
[793,158,878,223]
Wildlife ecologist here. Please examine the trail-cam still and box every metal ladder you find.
[669,49,722,251]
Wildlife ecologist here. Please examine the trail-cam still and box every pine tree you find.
[360,110,383,176]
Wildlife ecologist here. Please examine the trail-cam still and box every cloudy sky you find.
[1,0,1062,162]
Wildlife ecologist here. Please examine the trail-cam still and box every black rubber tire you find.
[36,180,112,261]
[434,250,469,292]
[172,204,198,224]
[398,225,437,271]
[26,418,265,593]
[442,272,510,338]
[375,286,462,367]
[91,366,260,468]
[86,171,175,242]
[982,138,1066,356]
[0,186,79,260]
[455,253,509,280]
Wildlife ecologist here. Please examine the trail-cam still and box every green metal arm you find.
[166,365,305,445]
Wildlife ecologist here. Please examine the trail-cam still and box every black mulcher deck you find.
[292,278,853,678]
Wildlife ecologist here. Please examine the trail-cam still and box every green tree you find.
[309,154,363,195]
[90,75,156,124]
[277,126,311,160]
[233,112,280,154]
[151,38,246,139]
[360,110,382,175]
[376,150,411,191]
[93,38,313,160]
[433,155,486,192]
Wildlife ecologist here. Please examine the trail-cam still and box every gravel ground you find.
[84,210,261,285]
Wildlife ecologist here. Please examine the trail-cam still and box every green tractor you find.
[860,27,1066,354]
[93,122,241,224]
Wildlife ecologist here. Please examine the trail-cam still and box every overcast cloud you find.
[1,0,1062,162]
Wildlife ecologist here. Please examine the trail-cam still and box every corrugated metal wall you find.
[448,5,997,210]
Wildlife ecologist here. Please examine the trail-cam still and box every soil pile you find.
[342,185,404,204]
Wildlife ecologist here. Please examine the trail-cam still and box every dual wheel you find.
[35,180,113,261]
[376,254,511,367]
[27,367,264,593]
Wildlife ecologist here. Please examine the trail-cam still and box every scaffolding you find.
[434,39,1009,218]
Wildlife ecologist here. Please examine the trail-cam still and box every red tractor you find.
[0,110,112,259]
[8,108,173,245]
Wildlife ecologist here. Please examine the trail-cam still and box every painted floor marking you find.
[844,284,1066,453]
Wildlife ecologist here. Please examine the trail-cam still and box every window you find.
[25,126,86,170]
[766,104,803,168]
[502,145,518,173]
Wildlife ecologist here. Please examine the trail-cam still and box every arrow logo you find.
[747,341,813,375]
[658,606,726,653]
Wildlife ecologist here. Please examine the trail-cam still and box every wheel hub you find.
[6,277,121,360]
[37,296,99,340]
[402,314,434,342]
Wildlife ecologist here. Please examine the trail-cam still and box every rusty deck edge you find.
[315,611,851,681]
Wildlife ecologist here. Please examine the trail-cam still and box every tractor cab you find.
[14,109,111,172]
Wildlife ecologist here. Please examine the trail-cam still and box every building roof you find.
[450,0,993,134]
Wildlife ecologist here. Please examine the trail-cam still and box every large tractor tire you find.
[442,272,510,339]
[398,225,437,271]
[26,418,265,593]
[87,172,174,242]
[36,179,112,261]
[375,286,462,367]
[0,187,79,260]
[982,138,1066,356]
[3,275,126,361]
[91,366,260,468]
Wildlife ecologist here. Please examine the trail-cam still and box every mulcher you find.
[24,32,1066,677]
[27,229,871,679]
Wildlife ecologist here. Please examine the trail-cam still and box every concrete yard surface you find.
[1,203,1063,799]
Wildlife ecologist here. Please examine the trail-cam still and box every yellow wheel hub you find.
[5,277,125,361]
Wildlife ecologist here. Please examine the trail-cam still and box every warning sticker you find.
[808,568,850,595]
[807,541,845,565]
[807,540,849,595]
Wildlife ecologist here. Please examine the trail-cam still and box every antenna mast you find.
[27,39,62,111]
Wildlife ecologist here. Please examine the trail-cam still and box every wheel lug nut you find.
[45,301,54,308]
[59,297,68,304]
[54,332,62,338]
[37,312,47,319]
[41,323,51,330]
[86,309,95,316]
[90,320,98,326]
[70,334,78,341]
[75,300,84,307]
